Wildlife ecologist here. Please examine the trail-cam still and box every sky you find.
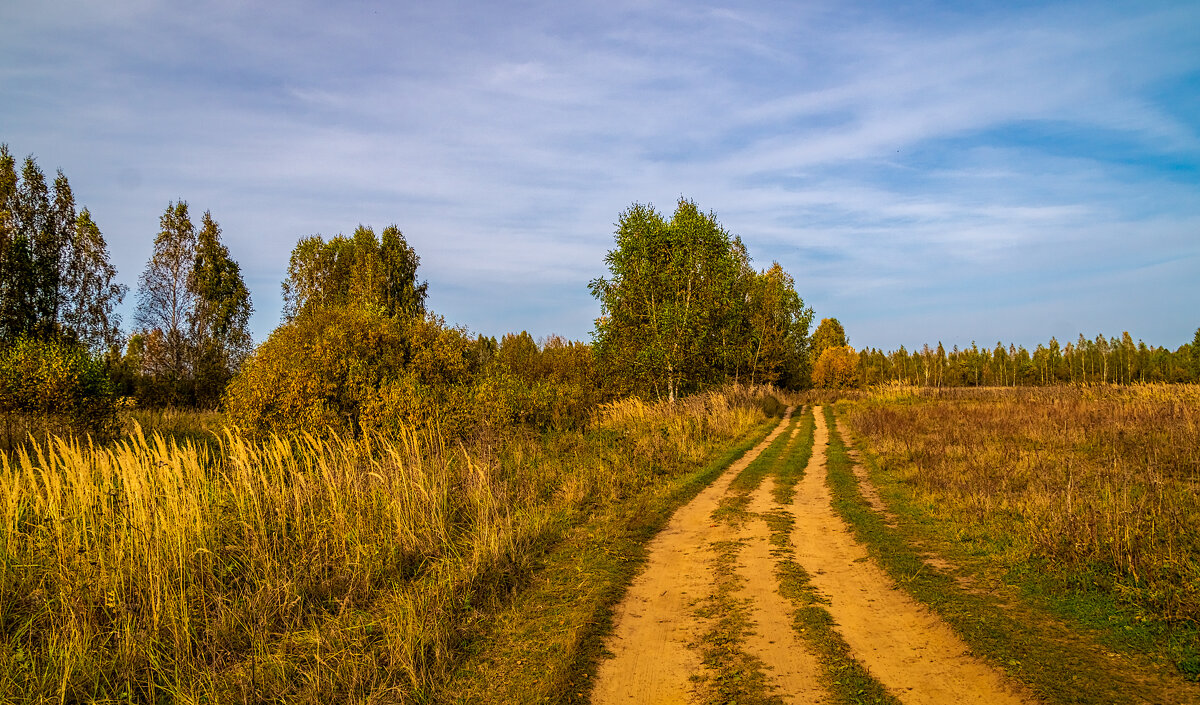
[1,0,1197,351]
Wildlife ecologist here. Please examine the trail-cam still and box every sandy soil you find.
[591,408,797,705]
[592,406,1034,705]
[792,408,1032,705]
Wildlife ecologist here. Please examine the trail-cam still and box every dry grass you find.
[844,384,1200,628]
[0,386,770,703]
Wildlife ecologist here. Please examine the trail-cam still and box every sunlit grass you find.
[844,384,1200,671]
[0,386,771,703]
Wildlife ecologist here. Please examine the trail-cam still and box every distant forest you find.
[857,333,1199,388]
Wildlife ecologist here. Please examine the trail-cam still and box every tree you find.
[1192,327,1200,381]
[189,211,253,406]
[0,144,26,340]
[589,199,750,401]
[134,201,197,397]
[60,209,126,351]
[745,262,813,387]
[810,318,848,364]
[282,225,427,320]
[812,345,860,388]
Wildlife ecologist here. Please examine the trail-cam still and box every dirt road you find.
[592,406,1033,705]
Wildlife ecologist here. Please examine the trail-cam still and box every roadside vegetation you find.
[836,387,1200,690]
[0,386,779,702]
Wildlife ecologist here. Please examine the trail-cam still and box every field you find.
[843,385,1200,657]
[3,384,1198,704]
[0,387,779,703]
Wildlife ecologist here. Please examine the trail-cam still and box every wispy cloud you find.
[1,0,1196,348]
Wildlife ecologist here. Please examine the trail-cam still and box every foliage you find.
[190,211,253,407]
[59,209,126,350]
[225,306,478,436]
[0,145,124,348]
[131,202,252,407]
[0,336,117,436]
[857,332,1199,387]
[744,262,813,387]
[134,200,196,390]
[811,344,860,388]
[1192,327,1200,378]
[281,225,427,320]
[590,199,811,399]
[809,317,848,366]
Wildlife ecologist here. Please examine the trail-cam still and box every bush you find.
[812,345,861,389]
[0,336,119,437]
[225,307,479,436]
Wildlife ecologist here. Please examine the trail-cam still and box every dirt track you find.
[592,406,1033,705]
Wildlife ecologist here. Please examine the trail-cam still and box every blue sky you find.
[2,0,1197,351]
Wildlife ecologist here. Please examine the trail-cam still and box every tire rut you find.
[591,409,796,705]
[790,407,1033,705]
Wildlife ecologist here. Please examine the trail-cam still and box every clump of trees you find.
[589,199,813,400]
[0,145,126,348]
[0,145,126,434]
[226,227,600,438]
[127,202,253,407]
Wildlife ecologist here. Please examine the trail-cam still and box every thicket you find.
[0,336,119,445]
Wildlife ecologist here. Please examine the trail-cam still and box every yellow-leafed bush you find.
[225,307,479,436]
[812,344,860,389]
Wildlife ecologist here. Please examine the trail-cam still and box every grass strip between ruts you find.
[763,407,900,705]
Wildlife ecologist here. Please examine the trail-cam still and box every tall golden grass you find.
[845,384,1200,626]
[1,386,769,703]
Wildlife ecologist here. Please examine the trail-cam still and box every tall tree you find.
[810,318,848,368]
[45,170,76,331]
[0,144,26,339]
[189,211,253,406]
[1192,327,1200,381]
[135,201,196,385]
[282,224,426,320]
[745,262,813,387]
[590,199,750,401]
[60,208,126,350]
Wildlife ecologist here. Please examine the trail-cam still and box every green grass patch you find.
[711,413,799,525]
[694,539,785,705]
[763,507,901,705]
[772,406,814,505]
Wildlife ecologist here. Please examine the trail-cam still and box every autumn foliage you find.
[812,345,860,389]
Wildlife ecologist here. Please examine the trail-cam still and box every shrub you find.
[225,307,478,436]
[0,336,118,436]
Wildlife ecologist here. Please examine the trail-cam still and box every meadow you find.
[0,386,779,703]
[842,384,1200,677]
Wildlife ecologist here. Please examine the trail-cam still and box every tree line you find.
[856,331,1200,388]
[4,148,1197,440]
